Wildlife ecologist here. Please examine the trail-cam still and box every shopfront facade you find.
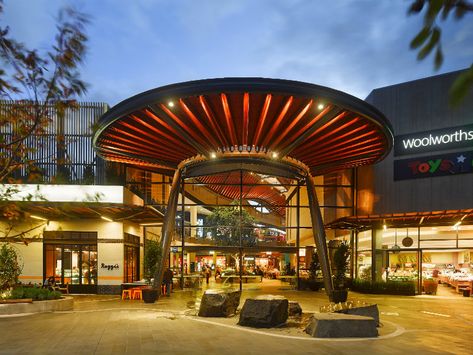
[330,70,473,294]
[4,211,145,294]
[5,72,471,296]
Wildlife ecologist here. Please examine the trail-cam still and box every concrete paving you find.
[0,280,472,354]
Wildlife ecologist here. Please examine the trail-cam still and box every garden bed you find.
[351,279,416,296]
[0,296,73,316]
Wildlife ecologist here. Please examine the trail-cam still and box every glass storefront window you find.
[356,251,372,280]
[356,230,371,251]
[457,225,473,248]
[44,244,97,286]
[420,226,457,248]
[382,228,419,249]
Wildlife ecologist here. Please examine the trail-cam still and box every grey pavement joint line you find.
[183,316,406,342]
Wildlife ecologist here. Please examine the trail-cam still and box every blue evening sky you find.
[3,0,472,106]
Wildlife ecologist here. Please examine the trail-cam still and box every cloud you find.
[2,0,471,105]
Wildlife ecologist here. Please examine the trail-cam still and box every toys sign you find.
[394,151,473,180]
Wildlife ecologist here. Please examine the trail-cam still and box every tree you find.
[0,1,89,182]
[0,243,22,290]
[0,2,90,243]
[143,238,162,287]
[206,204,257,247]
[308,252,321,280]
[333,242,350,290]
[408,0,473,105]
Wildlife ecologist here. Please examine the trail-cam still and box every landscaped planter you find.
[423,280,438,295]
[331,290,348,303]
[0,296,73,316]
[142,288,159,303]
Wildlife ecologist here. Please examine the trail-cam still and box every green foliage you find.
[359,265,372,281]
[206,204,257,246]
[309,252,321,280]
[9,286,61,300]
[144,239,162,284]
[0,2,90,242]
[408,0,473,104]
[333,242,350,290]
[0,243,22,290]
[352,279,416,295]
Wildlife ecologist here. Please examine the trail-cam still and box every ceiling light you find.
[31,215,47,221]
[453,221,461,230]
[383,224,387,231]
[168,101,174,107]
[210,152,217,159]
[101,215,113,222]
[271,152,278,159]
[317,103,325,110]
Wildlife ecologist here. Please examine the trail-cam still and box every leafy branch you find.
[408,0,473,105]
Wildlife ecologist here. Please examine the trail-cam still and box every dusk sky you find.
[3,0,473,106]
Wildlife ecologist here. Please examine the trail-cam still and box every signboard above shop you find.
[394,123,473,156]
[394,150,473,180]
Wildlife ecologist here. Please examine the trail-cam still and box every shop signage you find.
[394,150,473,180]
[101,263,119,271]
[394,123,473,156]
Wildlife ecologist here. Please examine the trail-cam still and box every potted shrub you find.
[301,252,323,291]
[422,278,438,295]
[332,242,350,303]
[142,239,162,303]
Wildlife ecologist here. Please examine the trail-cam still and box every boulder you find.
[238,295,288,328]
[335,304,380,326]
[288,301,302,316]
[305,313,378,338]
[198,288,241,317]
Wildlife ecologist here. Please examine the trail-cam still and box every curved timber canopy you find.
[93,77,394,301]
[93,77,394,176]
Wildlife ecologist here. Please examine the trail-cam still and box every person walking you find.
[204,265,211,285]
[162,268,173,297]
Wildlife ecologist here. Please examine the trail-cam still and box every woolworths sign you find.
[394,124,473,156]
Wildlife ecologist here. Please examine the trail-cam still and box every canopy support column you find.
[153,167,182,291]
[306,174,334,300]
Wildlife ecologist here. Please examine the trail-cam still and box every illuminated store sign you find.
[394,151,473,180]
[394,124,473,156]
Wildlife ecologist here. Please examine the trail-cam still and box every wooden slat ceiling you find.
[94,78,393,215]
[195,171,287,216]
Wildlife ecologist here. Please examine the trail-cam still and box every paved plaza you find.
[1,281,472,354]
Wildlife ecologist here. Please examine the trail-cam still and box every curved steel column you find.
[153,167,182,290]
[306,174,334,299]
